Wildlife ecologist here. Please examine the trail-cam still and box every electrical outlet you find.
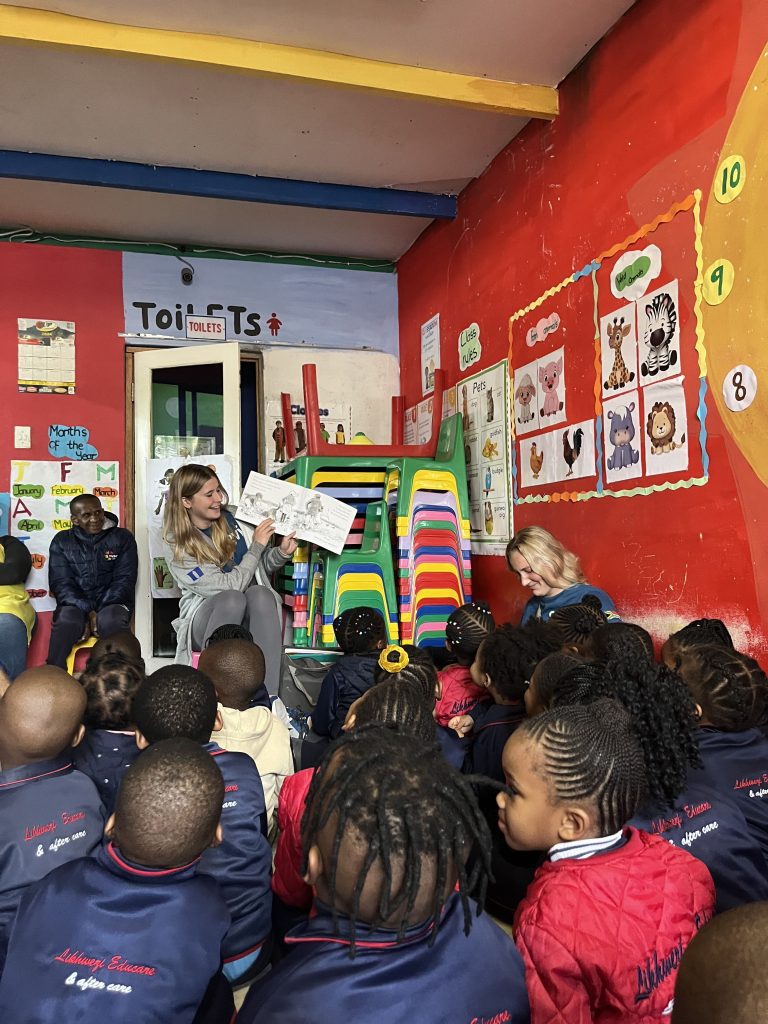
[14,426,31,449]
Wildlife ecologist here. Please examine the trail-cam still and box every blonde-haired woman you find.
[163,464,296,685]
[506,526,618,624]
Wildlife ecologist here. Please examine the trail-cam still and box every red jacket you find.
[434,664,489,727]
[273,768,313,909]
[514,828,715,1024]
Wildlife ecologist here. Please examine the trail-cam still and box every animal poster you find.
[642,378,689,477]
[9,460,121,612]
[602,391,643,484]
[535,346,567,428]
[145,456,233,599]
[237,471,356,555]
[460,360,512,556]
[18,319,76,395]
[442,385,458,422]
[600,304,638,398]
[556,419,597,482]
[637,279,681,385]
[513,358,540,436]
[420,313,440,395]
[403,397,434,445]
[265,399,352,472]
[518,431,556,489]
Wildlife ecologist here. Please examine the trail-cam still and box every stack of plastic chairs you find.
[387,416,472,646]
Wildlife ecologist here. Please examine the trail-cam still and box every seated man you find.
[46,494,138,669]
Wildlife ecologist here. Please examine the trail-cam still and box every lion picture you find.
[646,401,686,454]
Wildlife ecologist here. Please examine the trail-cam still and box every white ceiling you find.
[0,0,636,260]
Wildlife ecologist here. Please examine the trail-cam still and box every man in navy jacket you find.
[47,494,138,668]
[0,739,233,1024]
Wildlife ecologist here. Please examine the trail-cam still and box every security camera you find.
[181,267,194,285]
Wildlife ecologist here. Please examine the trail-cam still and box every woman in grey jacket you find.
[163,464,296,687]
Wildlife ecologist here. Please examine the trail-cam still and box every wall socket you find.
[14,426,31,449]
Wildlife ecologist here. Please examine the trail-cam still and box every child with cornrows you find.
[528,639,768,913]
[500,698,715,1022]
[433,602,495,726]
[676,642,768,860]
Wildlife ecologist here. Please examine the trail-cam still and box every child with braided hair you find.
[548,594,607,652]
[528,654,768,911]
[272,668,437,932]
[500,699,715,1023]
[661,618,735,671]
[242,729,530,1024]
[676,644,768,860]
[433,602,495,726]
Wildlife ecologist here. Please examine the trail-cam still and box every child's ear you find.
[135,729,150,750]
[210,823,223,849]
[70,724,86,749]
[557,805,593,843]
[212,710,223,733]
[303,844,323,887]
[104,813,116,839]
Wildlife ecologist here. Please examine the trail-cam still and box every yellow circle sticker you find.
[713,154,746,204]
[702,258,735,305]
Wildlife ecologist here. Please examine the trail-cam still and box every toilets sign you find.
[185,315,226,341]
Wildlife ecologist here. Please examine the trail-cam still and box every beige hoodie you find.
[213,705,294,836]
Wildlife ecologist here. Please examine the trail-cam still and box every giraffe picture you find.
[600,303,638,400]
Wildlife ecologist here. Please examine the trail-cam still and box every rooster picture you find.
[563,427,584,477]
[529,443,544,480]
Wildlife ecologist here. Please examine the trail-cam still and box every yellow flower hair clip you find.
[378,645,409,674]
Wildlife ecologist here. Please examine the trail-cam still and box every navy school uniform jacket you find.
[238,892,530,1024]
[200,742,272,961]
[48,511,138,614]
[311,652,379,739]
[463,702,526,783]
[0,841,231,1024]
[73,730,140,816]
[630,778,768,913]
[692,727,768,860]
[0,753,104,967]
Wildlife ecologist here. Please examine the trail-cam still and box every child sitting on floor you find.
[661,617,735,671]
[241,728,530,1024]
[73,653,145,815]
[433,602,495,726]
[676,642,768,859]
[273,675,438,921]
[132,664,272,984]
[198,638,294,836]
[87,629,145,672]
[0,738,233,1024]
[310,607,388,740]
[501,699,715,1023]
[0,667,104,967]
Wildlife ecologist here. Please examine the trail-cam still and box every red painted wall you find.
[397,0,768,654]
[0,243,126,665]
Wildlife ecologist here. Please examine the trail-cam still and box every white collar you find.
[549,830,624,863]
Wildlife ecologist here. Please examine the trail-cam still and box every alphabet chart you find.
[10,461,121,611]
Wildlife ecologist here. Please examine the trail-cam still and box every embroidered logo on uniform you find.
[187,566,204,581]
[635,936,684,1002]
[104,551,118,561]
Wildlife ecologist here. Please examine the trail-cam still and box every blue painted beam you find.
[0,149,457,220]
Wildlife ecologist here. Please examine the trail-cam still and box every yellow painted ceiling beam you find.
[0,5,558,119]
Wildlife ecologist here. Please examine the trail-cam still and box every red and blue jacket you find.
[238,892,530,1024]
[464,701,526,782]
[631,778,768,912]
[514,828,715,1024]
[691,726,768,860]
[0,841,232,1024]
[0,752,104,967]
[73,730,140,816]
[434,663,489,727]
[200,742,272,963]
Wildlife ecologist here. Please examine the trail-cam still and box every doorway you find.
[126,342,263,669]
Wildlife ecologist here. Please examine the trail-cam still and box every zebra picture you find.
[641,288,679,378]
